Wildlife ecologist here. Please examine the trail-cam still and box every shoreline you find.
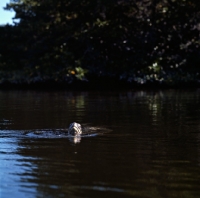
[0,78,199,91]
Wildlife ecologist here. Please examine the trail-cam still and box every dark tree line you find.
[0,0,199,86]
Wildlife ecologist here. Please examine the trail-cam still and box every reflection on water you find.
[1,90,200,197]
[22,127,104,144]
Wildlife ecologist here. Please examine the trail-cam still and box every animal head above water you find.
[68,122,82,136]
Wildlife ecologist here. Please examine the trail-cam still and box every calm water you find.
[1,90,200,198]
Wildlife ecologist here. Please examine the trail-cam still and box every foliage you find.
[0,0,199,86]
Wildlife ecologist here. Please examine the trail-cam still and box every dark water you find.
[1,90,200,198]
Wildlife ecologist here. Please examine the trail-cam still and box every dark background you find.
[0,0,199,89]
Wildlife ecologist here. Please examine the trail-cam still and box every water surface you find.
[1,90,200,198]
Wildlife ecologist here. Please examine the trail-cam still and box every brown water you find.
[1,90,200,198]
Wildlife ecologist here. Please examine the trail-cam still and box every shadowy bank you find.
[0,0,199,90]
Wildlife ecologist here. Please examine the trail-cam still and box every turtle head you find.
[68,122,82,136]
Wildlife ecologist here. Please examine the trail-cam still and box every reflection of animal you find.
[68,122,82,136]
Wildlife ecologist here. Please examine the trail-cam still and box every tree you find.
[0,0,199,85]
